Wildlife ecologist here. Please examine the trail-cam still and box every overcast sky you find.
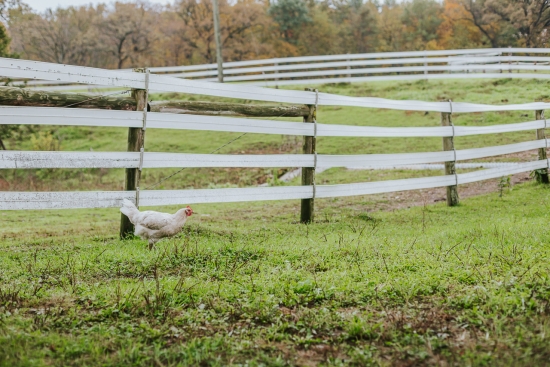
[24,0,170,12]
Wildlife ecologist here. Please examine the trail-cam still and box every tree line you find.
[1,0,550,69]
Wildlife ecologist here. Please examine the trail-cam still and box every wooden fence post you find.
[535,110,549,184]
[120,68,148,239]
[508,46,512,73]
[347,53,351,79]
[424,50,428,78]
[441,112,459,206]
[301,88,316,223]
[212,0,223,83]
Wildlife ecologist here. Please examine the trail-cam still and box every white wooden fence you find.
[17,47,550,91]
[1,56,549,211]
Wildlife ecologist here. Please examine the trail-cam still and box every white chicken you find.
[120,199,194,250]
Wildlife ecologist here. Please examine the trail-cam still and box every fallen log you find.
[0,86,309,117]
[0,86,136,110]
[149,101,310,117]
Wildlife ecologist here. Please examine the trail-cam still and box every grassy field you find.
[1,78,547,192]
[1,78,550,366]
[1,181,550,366]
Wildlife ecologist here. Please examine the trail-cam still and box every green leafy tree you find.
[0,0,19,58]
[268,0,311,43]
[333,0,379,53]
[402,0,444,50]
[0,1,20,150]
[0,23,16,58]
[297,5,340,55]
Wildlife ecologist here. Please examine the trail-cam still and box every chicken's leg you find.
[148,239,155,250]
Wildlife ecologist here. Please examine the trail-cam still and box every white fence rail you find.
[14,47,550,91]
[0,56,549,211]
[5,57,550,113]
[3,159,546,210]
[0,139,545,170]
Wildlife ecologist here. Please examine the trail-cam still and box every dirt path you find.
[363,172,531,212]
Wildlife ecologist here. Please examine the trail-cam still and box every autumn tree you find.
[173,0,282,64]
[6,0,550,71]
[483,0,550,47]
[99,2,158,69]
[459,0,517,47]
[377,0,406,52]
[223,0,278,61]
[436,0,485,49]
[9,5,105,66]
[154,10,193,66]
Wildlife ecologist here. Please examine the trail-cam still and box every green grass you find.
[1,182,550,366]
[1,78,546,192]
[2,78,550,365]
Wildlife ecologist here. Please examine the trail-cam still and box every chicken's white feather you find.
[120,201,193,249]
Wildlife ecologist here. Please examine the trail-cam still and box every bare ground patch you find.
[377,171,531,211]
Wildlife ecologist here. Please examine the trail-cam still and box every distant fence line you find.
[15,47,550,91]
[0,55,550,233]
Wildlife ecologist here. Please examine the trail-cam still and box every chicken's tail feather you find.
[120,199,139,224]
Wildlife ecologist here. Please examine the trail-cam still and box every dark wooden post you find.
[441,112,459,206]
[120,68,148,239]
[424,50,428,78]
[508,46,512,73]
[301,88,316,223]
[212,0,223,83]
[347,54,351,79]
[535,110,549,183]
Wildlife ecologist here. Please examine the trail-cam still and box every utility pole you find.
[212,0,223,83]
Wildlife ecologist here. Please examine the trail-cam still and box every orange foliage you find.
[7,0,546,67]
[436,0,484,50]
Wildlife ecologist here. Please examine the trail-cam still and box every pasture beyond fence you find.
[2,55,550,237]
